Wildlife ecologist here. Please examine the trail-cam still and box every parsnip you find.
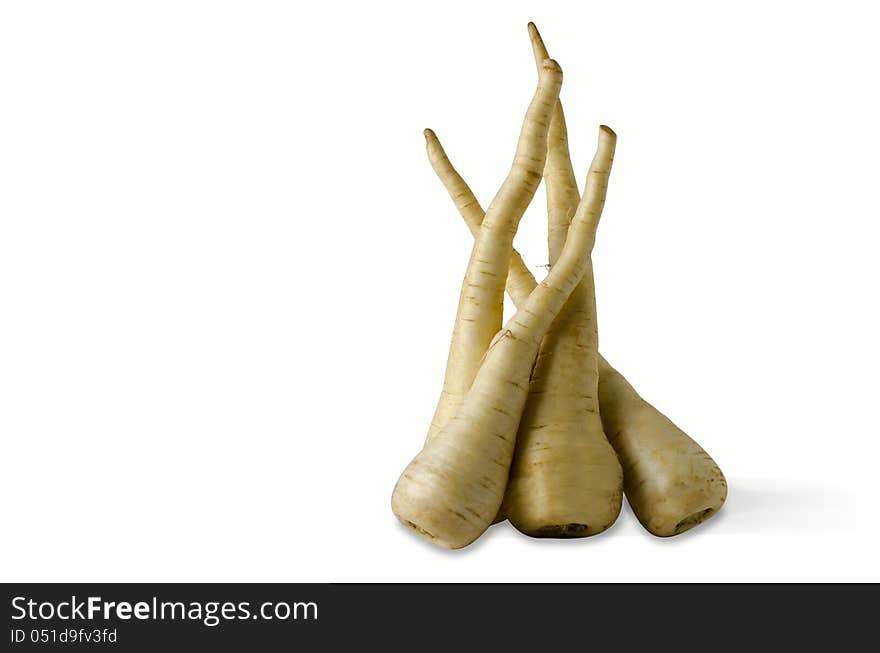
[391,59,563,549]
[423,60,562,444]
[499,23,623,538]
[426,123,726,537]
[598,359,728,536]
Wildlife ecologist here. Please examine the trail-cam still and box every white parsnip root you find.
[423,60,563,444]
[391,59,565,549]
[500,23,623,538]
[598,359,728,536]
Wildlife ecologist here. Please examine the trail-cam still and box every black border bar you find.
[3,583,877,649]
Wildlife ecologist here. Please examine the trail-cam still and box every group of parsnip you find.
[392,24,727,549]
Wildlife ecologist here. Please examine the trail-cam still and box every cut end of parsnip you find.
[626,452,728,537]
[673,507,719,535]
[394,515,466,550]
[627,462,727,538]
[532,523,591,538]
[401,518,438,542]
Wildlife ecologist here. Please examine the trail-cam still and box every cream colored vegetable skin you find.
[426,110,726,538]
[392,123,611,546]
[598,358,727,536]
[424,61,560,444]
[501,22,623,538]
[408,23,727,544]
[391,60,566,549]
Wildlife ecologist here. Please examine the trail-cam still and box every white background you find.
[2,1,878,582]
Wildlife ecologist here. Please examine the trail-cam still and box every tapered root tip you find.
[423,128,443,160]
[598,125,617,150]
[528,22,550,71]
[528,22,546,50]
